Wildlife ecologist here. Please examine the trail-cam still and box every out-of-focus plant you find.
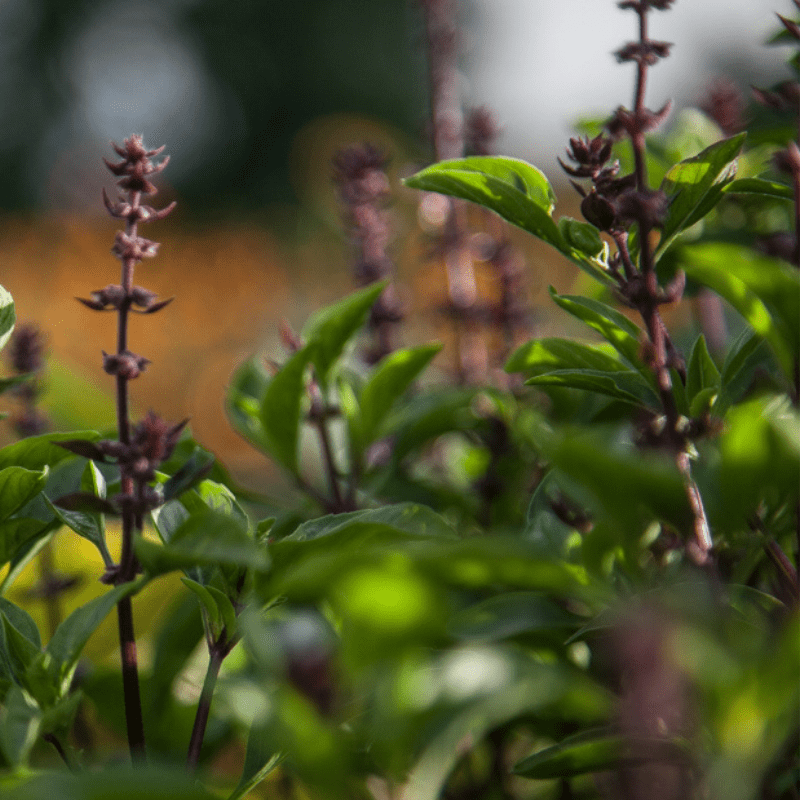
[0,2,797,799]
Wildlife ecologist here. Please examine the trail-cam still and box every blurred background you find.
[0,0,792,488]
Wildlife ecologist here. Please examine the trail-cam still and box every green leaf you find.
[287,503,458,543]
[715,330,770,413]
[180,577,222,635]
[722,177,793,200]
[302,281,387,387]
[45,582,139,690]
[161,451,215,502]
[507,337,634,377]
[406,155,557,215]
[136,509,269,577]
[658,133,746,256]
[558,217,607,260]
[44,495,112,569]
[0,284,15,353]
[0,518,51,569]
[679,243,800,378]
[526,369,660,408]
[225,357,273,456]
[227,728,284,800]
[686,334,721,405]
[0,467,48,524]
[0,431,100,472]
[514,729,690,779]
[0,613,41,686]
[353,344,441,456]
[448,592,580,642]
[0,599,40,651]
[0,685,40,768]
[259,345,310,475]
[206,586,238,639]
[3,767,220,800]
[547,289,648,375]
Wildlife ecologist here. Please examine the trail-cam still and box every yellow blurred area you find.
[2,523,184,667]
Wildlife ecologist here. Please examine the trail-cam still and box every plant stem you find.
[187,644,225,772]
[114,187,145,763]
[626,1,712,565]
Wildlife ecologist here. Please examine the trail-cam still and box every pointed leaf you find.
[206,586,238,639]
[161,451,216,502]
[0,431,102,471]
[46,582,139,688]
[136,509,269,576]
[0,612,41,686]
[507,337,632,376]
[526,368,660,407]
[658,133,746,256]
[227,728,284,800]
[180,577,222,635]
[547,288,648,375]
[723,177,793,200]
[0,518,50,567]
[259,346,310,474]
[514,730,690,779]
[302,281,387,387]
[686,334,720,404]
[354,343,441,455]
[0,684,40,768]
[0,467,48,524]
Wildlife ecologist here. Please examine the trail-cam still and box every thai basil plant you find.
[0,1,797,799]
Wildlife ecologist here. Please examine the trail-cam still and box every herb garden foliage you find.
[0,1,799,799]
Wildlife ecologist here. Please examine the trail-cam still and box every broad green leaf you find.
[353,344,441,455]
[2,767,220,800]
[723,177,793,200]
[302,281,387,387]
[514,729,689,779]
[0,518,50,567]
[0,284,14,353]
[0,613,41,686]
[180,577,222,634]
[686,334,721,405]
[388,388,480,463]
[0,599,40,651]
[136,508,269,576]
[507,337,632,376]
[679,243,800,378]
[259,345,310,475]
[658,133,746,256]
[287,503,458,543]
[0,523,58,596]
[448,592,580,642]
[0,685,40,768]
[0,467,48,524]
[45,581,139,690]
[406,155,557,215]
[526,368,660,408]
[547,289,648,375]
[44,496,112,568]
[405,159,613,284]
[150,499,190,544]
[0,431,100,472]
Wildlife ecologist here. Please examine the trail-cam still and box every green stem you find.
[187,644,225,772]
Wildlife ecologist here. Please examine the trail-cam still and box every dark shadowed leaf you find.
[0,432,102,471]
